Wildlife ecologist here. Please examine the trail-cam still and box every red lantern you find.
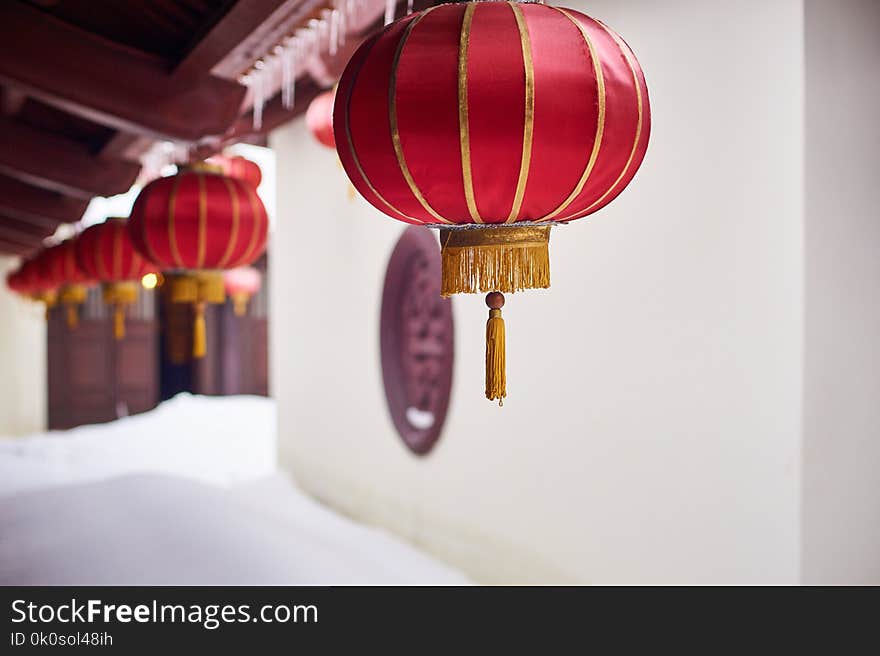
[11,259,40,297]
[5,266,34,297]
[41,239,95,329]
[335,2,650,403]
[223,266,262,317]
[75,218,155,339]
[128,165,269,357]
[206,155,263,188]
[27,248,61,312]
[306,89,336,149]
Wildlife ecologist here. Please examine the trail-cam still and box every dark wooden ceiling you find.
[22,0,233,62]
[0,0,425,257]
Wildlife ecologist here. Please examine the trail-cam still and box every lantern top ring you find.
[425,221,563,231]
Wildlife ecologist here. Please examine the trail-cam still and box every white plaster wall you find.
[0,255,46,437]
[801,0,880,585]
[271,0,805,583]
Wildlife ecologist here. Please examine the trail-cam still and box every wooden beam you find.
[0,117,140,198]
[0,174,87,225]
[209,0,321,80]
[174,0,301,81]
[0,2,247,142]
[0,236,35,256]
[0,87,26,116]
[99,132,154,163]
[0,227,41,248]
[0,214,56,239]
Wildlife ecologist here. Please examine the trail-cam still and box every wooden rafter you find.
[0,174,88,225]
[0,117,140,198]
[0,2,247,142]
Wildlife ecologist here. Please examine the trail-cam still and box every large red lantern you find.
[75,218,155,339]
[128,165,269,357]
[306,89,336,149]
[335,1,650,403]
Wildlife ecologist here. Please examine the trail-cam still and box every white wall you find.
[271,0,806,583]
[0,255,46,437]
[802,0,880,585]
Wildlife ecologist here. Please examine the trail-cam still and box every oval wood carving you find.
[381,226,454,456]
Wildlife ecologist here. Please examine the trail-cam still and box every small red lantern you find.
[28,248,61,313]
[206,155,263,188]
[306,89,336,149]
[75,218,155,339]
[128,165,269,357]
[42,239,95,329]
[336,2,650,403]
[223,266,262,317]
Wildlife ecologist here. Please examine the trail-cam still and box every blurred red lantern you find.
[223,266,262,317]
[75,218,155,339]
[307,89,336,149]
[41,239,95,329]
[335,2,650,403]
[206,154,263,188]
[128,165,269,357]
[12,259,40,297]
[27,248,61,313]
[5,265,34,297]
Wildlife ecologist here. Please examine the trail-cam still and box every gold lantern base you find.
[59,284,89,330]
[438,225,551,297]
[165,271,226,359]
[103,282,138,340]
[167,271,225,305]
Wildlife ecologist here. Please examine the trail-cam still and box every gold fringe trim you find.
[32,290,58,307]
[102,282,138,305]
[59,284,88,305]
[167,271,226,305]
[440,226,551,296]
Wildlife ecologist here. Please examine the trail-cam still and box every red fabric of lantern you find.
[48,237,95,329]
[307,90,336,149]
[206,155,263,188]
[335,1,649,226]
[75,218,155,339]
[128,168,268,273]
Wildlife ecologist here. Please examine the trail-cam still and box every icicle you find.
[384,0,395,25]
[337,5,347,46]
[282,41,297,110]
[329,10,338,56]
[251,61,266,131]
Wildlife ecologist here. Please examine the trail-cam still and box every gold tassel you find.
[193,302,207,359]
[440,226,551,296]
[168,271,225,361]
[66,305,79,330]
[113,305,126,340]
[485,292,507,405]
[230,291,249,317]
[59,284,87,331]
